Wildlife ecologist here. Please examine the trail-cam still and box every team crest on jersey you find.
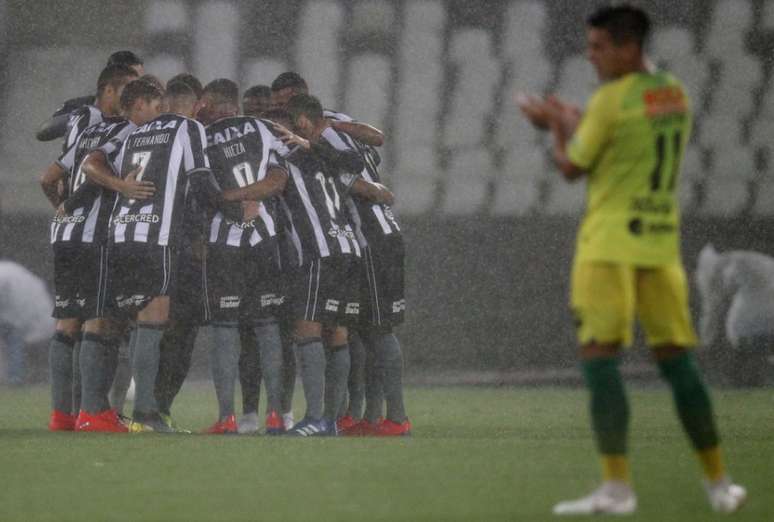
[392,299,406,313]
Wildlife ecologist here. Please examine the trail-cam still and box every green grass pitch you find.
[0,384,770,521]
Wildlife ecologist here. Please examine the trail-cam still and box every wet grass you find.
[0,384,770,521]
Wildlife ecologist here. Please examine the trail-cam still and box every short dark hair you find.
[271,72,308,93]
[120,78,163,111]
[138,74,165,93]
[203,78,240,106]
[244,84,271,99]
[96,64,139,95]
[262,108,292,125]
[286,93,323,123]
[587,4,650,47]
[168,73,203,99]
[106,50,143,68]
[165,80,196,100]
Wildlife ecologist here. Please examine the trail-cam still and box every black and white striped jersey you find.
[205,116,287,249]
[108,113,210,247]
[50,118,137,245]
[279,147,360,267]
[62,105,103,155]
[321,127,401,248]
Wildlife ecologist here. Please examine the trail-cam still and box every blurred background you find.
[1,0,773,385]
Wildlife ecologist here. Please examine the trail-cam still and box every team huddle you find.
[39,51,410,437]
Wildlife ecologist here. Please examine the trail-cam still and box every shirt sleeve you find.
[567,88,615,170]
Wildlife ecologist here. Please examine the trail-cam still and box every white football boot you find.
[704,477,747,513]
[237,412,259,434]
[282,411,295,431]
[553,481,637,516]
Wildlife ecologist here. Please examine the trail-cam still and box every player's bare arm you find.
[329,119,385,147]
[81,150,156,199]
[351,179,395,206]
[272,121,311,150]
[221,167,288,202]
[39,163,67,208]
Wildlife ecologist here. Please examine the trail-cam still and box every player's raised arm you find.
[350,179,394,206]
[220,166,288,203]
[329,119,384,147]
[39,163,68,208]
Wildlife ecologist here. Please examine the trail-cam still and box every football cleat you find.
[285,417,336,437]
[282,411,295,431]
[341,419,378,437]
[552,481,637,516]
[373,418,412,437]
[203,415,238,435]
[336,415,357,432]
[48,410,76,431]
[129,412,177,433]
[75,410,128,433]
[264,411,285,435]
[237,412,260,434]
[704,477,747,513]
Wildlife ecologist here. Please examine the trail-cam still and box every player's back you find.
[111,113,208,247]
[206,116,283,248]
[571,70,691,266]
[51,117,136,245]
[279,147,359,266]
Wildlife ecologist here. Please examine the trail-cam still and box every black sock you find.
[155,322,198,416]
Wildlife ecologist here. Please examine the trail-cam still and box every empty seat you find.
[751,181,774,216]
[679,180,699,214]
[705,0,753,56]
[344,53,391,133]
[394,178,437,215]
[749,119,774,151]
[708,146,758,182]
[145,0,188,33]
[242,58,288,89]
[555,54,598,107]
[652,27,694,61]
[701,180,749,216]
[404,0,446,32]
[193,1,238,81]
[679,146,706,184]
[144,55,186,82]
[295,1,344,108]
[502,1,548,59]
[350,0,395,38]
[544,179,586,216]
[764,0,774,29]
[394,145,439,182]
[503,146,548,183]
[698,115,745,151]
[491,178,540,216]
[442,177,489,215]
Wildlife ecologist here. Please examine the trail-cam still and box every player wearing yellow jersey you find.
[519,4,746,516]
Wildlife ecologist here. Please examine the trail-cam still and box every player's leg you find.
[237,322,261,433]
[207,320,240,432]
[76,317,127,432]
[341,330,366,427]
[48,243,83,429]
[154,319,198,425]
[256,317,284,433]
[109,326,135,414]
[323,326,351,430]
[279,316,296,429]
[553,261,637,516]
[639,264,746,513]
[130,295,172,431]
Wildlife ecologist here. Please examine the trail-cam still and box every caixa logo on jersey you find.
[113,214,161,225]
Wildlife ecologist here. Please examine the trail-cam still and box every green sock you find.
[658,352,719,450]
[582,357,630,455]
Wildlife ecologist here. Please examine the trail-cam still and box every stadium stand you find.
[143,1,188,81]
[295,0,343,109]
[193,1,239,82]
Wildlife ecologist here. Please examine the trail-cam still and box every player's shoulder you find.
[323,109,354,122]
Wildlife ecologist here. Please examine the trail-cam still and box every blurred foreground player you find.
[519,5,745,515]
[696,244,774,387]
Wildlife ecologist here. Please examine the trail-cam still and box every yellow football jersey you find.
[567,70,692,266]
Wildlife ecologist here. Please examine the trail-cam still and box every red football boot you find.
[336,415,357,432]
[49,410,76,431]
[341,418,380,436]
[75,409,129,433]
[265,411,285,435]
[373,418,412,437]
[203,415,238,434]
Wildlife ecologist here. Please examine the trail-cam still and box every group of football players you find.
[39,51,411,437]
